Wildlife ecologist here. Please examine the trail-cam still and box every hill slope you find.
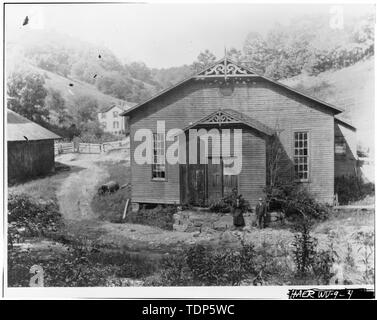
[6,29,159,103]
[29,65,133,111]
[282,58,374,155]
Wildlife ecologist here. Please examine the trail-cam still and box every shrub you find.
[292,220,318,276]
[345,242,355,269]
[159,252,192,286]
[284,189,330,221]
[335,175,375,205]
[155,242,257,286]
[125,205,176,230]
[8,241,119,287]
[208,199,231,213]
[89,250,158,279]
[7,248,36,287]
[8,193,62,246]
[264,183,330,221]
[292,220,339,284]
[8,234,160,287]
[354,231,374,283]
[209,189,250,214]
[312,249,337,284]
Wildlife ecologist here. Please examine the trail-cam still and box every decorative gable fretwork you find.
[197,59,255,78]
[201,111,241,125]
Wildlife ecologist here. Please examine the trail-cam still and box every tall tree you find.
[243,32,270,75]
[125,61,155,85]
[72,94,99,125]
[7,72,49,125]
[227,47,243,63]
[192,50,217,73]
[45,88,72,125]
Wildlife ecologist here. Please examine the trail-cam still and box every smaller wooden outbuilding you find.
[7,109,61,183]
[334,116,358,177]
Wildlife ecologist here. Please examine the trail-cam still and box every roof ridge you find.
[121,57,344,117]
[7,109,61,141]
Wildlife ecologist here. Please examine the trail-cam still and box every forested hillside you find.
[240,14,374,80]
[6,13,374,144]
[283,57,374,155]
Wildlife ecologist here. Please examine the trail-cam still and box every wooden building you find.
[97,102,136,136]
[334,116,358,177]
[7,109,61,183]
[121,57,357,207]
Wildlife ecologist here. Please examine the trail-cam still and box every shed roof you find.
[335,115,357,131]
[7,109,61,141]
[120,57,344,117]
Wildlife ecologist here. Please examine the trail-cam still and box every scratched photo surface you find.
[4,3,375,289]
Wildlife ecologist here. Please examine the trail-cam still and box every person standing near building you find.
[255,197,267,229]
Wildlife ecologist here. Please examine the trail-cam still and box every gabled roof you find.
[99,101,137,113]
[7,109,61,141]
[120,57,344,117]
[183,109,274,136]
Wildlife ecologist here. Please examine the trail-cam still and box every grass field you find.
[7,152,374,286]
[7,167,74,203]
[90,160,131,223]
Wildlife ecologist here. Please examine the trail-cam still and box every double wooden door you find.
[182,158,238,206]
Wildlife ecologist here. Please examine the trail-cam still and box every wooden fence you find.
[54,142,74,155]
[102,139,129,152]
[55,139,129,155]
[78,143,102,154]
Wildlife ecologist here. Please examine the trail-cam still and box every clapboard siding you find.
[129,78,335,204]
[239,129,266,207]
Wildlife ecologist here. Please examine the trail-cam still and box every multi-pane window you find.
[113,111,118,118]
[294,132,309,181]
[335,136,346,155]
[113,121,119,129]
[152,133,166,179]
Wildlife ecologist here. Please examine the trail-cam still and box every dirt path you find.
[57,154,109,220]
[55,153,202,252]
[52,153,306,253]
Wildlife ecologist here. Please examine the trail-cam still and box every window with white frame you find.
[113,121,119,129]
[152,133,166,179]
[294,131,309,181]
[101,113,106,119]
[113,111,118,118]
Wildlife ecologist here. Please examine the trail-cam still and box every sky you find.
[5,2,374,68]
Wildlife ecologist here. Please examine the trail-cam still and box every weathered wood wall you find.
[239,128,267,207]
[335,122,358,177]
[129,78,335,204]
[8,139,55,183]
